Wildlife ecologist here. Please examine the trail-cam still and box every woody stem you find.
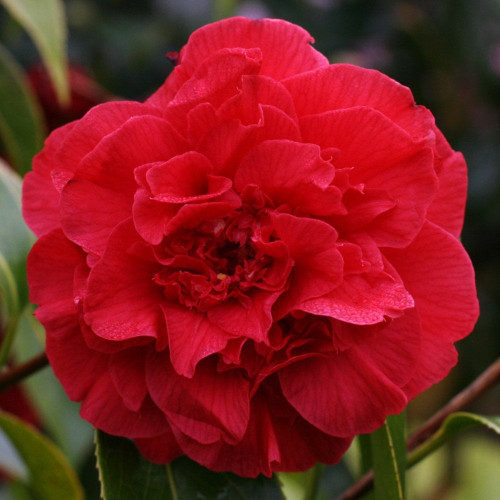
[0,351,49,392]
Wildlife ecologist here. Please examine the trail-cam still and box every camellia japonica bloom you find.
[23,17,479,477]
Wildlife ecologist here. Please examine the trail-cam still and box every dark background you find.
[1,1,499,498]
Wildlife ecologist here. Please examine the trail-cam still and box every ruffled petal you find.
[235,140,343,215]
[301,107,438,247]
[171,386,351,477]
[384,221,479,342]
[27,229,84,309]
[149,17,328,107]
[300,270,414,325]
[147,352,250,445]
[22,122,76,236]
[426,149,467,238]
[403,332,458,400]
[61,115,188,255]
[271,213,343,317]
[46,319,108,402]
[162,303,233,377]
[280,349,407,437]
[84,220,166,346]
[284,64,435,143]
[110,348,148,411]
[80,371,169,439]
[207,291,279,343]
[356,309,422,387]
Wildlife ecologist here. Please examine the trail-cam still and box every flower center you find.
[154,207,274,311]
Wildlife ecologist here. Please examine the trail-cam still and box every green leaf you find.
[302,462,324,500]
[96,431,285,500]
[408,412,500,468]
[0,410,84,500]
[170,456,284,500]
[95,431,172,500]
[0,45,45,175]
[370,413,406,500]
[0,160,34,318]
[0,0,69,104]
[358,433,372,475]
[356,433,373,500]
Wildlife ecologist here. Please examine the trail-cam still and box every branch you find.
[0,352,49,392]
[335,357,500,500]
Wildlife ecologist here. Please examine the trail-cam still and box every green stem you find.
[0,314,20,369]
[165,464,179,500]
[304,463,325,500]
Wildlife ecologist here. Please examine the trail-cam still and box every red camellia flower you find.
[23,18,479,477]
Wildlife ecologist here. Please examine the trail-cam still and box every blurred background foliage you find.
[0,0,499,499]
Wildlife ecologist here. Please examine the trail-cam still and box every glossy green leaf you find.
[170,456,284,500]
[0,160,34,318]
[408,412,500,468]
[303,463,325,500]
[370,413,406,500]
[0,45,45,175]
[96,431,285,500]
[358,433,372,475]
[0,0,69,104]
[96,431,171,500]
[0,410,84,500]
[357,433,374,499]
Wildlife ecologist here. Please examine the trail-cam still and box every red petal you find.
[207,291,279,343]
[146,153,231,202]
[178,18,328,79]
[132,188,174,245]
[84,220,165,346]
[172,385,351,477]
[146,352,250,445]
[163,193,241,236]
[149,18,328,108]
[357,309,422,387]
[60,180,131,256]
[80,372,169,439]
[301,270,414,325]
[426,150,467,238]
[280,349,407,437]
[134,427,183,464]
[218,74,297,124]
[22,122,75,236]
[235,140,344,215]
[110,348,148,411]
[271,213,343,317]
[301,107,437,247]
[196,118,257,175]
[284,64,435,143]
[167,48,261,126]
[27,229,84,308]
[46,319,108,402]
[384,221,479,342]
[403,331,458,400]
[57,101,164,168]
[61,115,188,255]
[162,303,233,377]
